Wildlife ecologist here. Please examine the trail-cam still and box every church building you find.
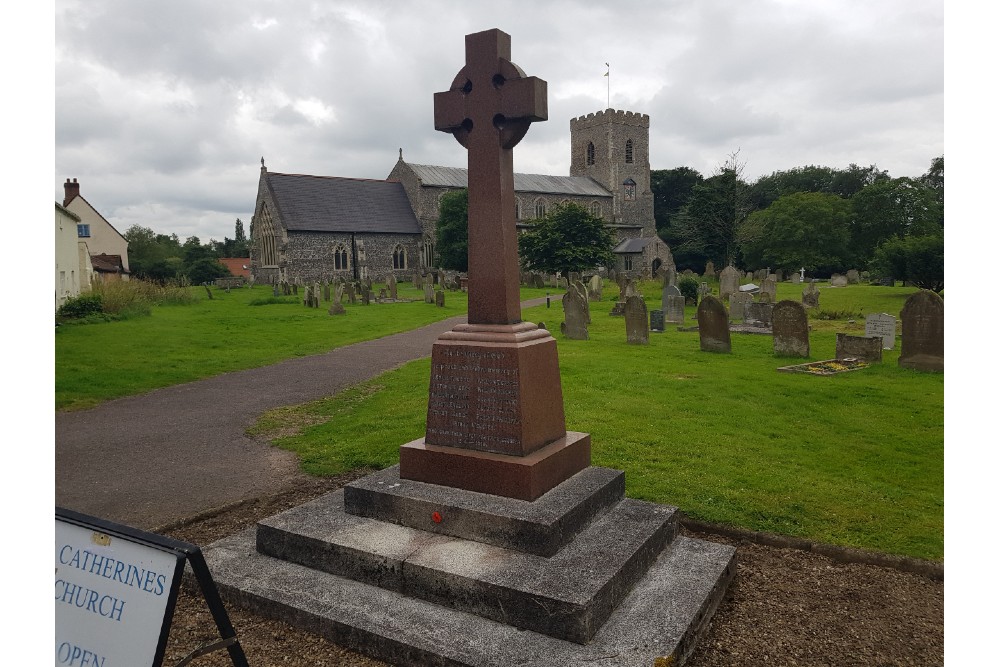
[249,108,672,284]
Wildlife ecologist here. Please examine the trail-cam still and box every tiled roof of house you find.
[407,163,612,197]
[91,253,128,273]
[218,258,251,278]
[266,173,422,234]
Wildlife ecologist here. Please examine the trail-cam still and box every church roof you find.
[406,163,611,197]
[267,173,422,235]
[613,237,656,254]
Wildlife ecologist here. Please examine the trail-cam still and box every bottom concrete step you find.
[204,529,736,667]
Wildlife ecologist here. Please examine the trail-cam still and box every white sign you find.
[55,518,182,667]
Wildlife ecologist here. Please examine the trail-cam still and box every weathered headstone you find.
[414,272,423,288]
[830,273,848,287]
[703,260,715,278]
[802,281,820,308]
[664,267,676,288]
[424,281,434,304]
[878,277,894,287]
[791,272,801,285]
[361,285,371,305]
[898,291,944,372]
[434,289,444,307]
[846,269,860,284]
[774,269,783,282]
[772,300,810,357]
[560,283,589,340]
[697,282,712,301]
[272,284,280,297]
[836,333,882,362]
[760,278,777,303]
[650,309,664,333]
[665,294,685,324]
[746,302,774,327]
[729,292,752,322]
[388,274,398,300]
[697,295,731,352]
[624,295,649,344]
[757,291,773,305]
[323,282,331,302]
[865,313,897,350]
[302,285,311,307]
[661,283,680,313]
[587,274,602,302]
[719,265,740,301]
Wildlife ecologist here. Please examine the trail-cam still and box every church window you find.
[334,244,349,271]
[624,256,633,271]
[535,199,546,218]
[393,244,407,270]
[625,139,634,164]
[422,236,435,269]
[586,142,595,166]
[623,178,636,202]
[515,199,521,220]
[590,202,602,218]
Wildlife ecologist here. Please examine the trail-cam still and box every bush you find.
[678,276,699,304]
[57,293,103,319]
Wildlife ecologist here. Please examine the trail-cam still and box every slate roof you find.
[267,173,422,234]
[407,163,611,197]
[91,254,128,273]
[613,237,656,254]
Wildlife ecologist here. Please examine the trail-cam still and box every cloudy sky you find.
[53,0,943,243]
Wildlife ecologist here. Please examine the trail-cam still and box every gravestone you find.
[624,295,649,344]
[609,277,633,316]
[878,277,894,287]
[898,291,944,372]
[203,29,735,667]
[719,265,740,301]
[746,302,774,327]
[802,281,820,308]
[664,267,677,288]
[846,269,860,284]
[830,273,848,287]
[587,274,602,302]
[760,278,777,303]
[772,300,810,357]
[703,260,715,278]
[388,274,398,300]
[697,282,711,301]
[272,284,280,297]
[302,285,312,307]
[434,289,444,307]
[774,269,783,282]
[378,288,388,300]
[361,285,371,305]
[729,292,752,322]
[323,282,331,302]
[757,291,773,305]
[661,283,681,313]
[560,283,589,340]
[414,272,423,288]
[665,294,685,324]
[346,281,357,304]
[836,333,882,362]
[791,272,801,285]
[650,309,664,333]
[697,295,731,353]
[424,281,435,304]
[865,313,896,350]
[292,282,298,296]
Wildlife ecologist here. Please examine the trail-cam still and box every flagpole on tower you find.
[604,63,610,108]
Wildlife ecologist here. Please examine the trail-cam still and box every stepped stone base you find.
[202,466,737,666]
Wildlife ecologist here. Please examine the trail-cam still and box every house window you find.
[623,178,636,201]
[535,200,546,218]
[77,224,91,238]
[625,139,634,164]
[393,244,407,270]
[624,256,633,271]
[590,202,601,218]
[586,142,595,166]
[334,244,349,271]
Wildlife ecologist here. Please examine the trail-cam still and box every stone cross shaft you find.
[434,28,547,325]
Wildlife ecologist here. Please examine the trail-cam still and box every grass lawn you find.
[250,281,943,561]
[55,282,552,410]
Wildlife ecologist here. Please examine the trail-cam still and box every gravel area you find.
[162,473,943,666]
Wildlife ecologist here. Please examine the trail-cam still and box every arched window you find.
[590,202,602,218]
[333,244,349,271]
[623,178,636,202]
[515,198,521,220]
[535,199,546,218]
[625,139,634,164]
[257,203,279,266]
[393,244,407,270]
[586,142,595,166]
[624,256,634,271]
[422,236,435,269]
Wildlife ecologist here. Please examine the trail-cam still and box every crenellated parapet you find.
[570,108,650,131]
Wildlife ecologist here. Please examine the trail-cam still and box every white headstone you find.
[865,313,897,350]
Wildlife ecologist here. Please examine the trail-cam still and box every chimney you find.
[63,178,80,207]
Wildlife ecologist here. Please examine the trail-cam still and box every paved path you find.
[55,297,557,531]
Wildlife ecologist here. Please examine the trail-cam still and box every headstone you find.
[323,282,331,302]
[729,292,752,322]
[757,291,773,305]
[697,295,731,353]
[772,300,810,357]
[624,295,649,345]
[272,284,280,297]
[388,275,398,300]
[434,289,444,307]
[836,333,882,362]
[830,273,848,287]
[898,291,944,372]
[760,278,777,303]
[424,281,435,304]
[665,294,685,324]
[774,269,783,282]
[361,285,371,305]
[846,269,860,284]
[303,285,312,307]
[865,313,897,350]
[697,282,711,301]
[328,299,346,315]
[799,267,805,282]
[791,272,801,285]
[719,265,740,301]
[649,309,664,333]
[746,302,774,327]
[560,283,589,340]
[378,288,388,300]
[661,283,681,314]
[663,267,677,288]
[878,277,895,287]
[414,272,423,288]
[802,281,820,308]
[346,281,357,304]
[703,260,715,278]
[587,274,602,302]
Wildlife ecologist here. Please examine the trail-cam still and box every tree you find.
[650,167,703,239]
[870,233,944,292]
[125,224,183,281]
[518,202,615,279]
[436,189,469,271]
[671,151,752,269]
[185,257,231,285]
[738,192,852,274]
[849,178,942,265]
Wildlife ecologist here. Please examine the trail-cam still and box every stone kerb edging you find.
[680,515,943,582]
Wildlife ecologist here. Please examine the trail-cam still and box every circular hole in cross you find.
[461,118,473,133]
[493,114,506,130]
[492,74,505,88]
[461,79,472,94]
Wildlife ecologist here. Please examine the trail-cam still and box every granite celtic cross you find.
[434,28,547,325]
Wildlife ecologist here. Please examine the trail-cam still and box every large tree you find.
[738,192,852,274]
[650,166,703,240]
[849,177,942,265]
[870,233,944,292]
[670,151,752,269]
[435,189,469,271]
[518,202,615,279]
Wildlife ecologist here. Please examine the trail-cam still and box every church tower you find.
[569,109,655,236]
